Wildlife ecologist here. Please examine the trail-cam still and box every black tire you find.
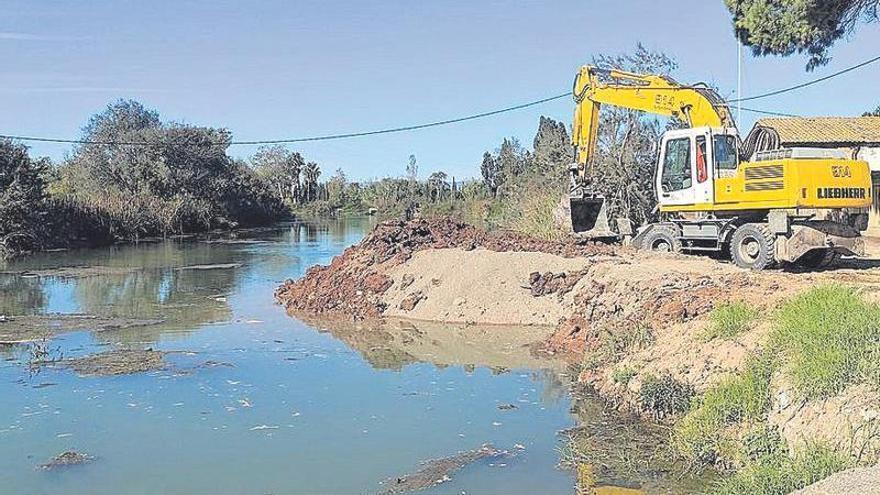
[639,225,682,253]
[796,249,840,270]
[730,223,776,270]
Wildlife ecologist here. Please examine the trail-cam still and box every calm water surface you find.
[1,219,583,495]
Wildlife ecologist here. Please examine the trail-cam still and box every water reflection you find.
[0,274,46,315]
[0,219,375,346]
[564,390,719,494]
[301,315,565,373]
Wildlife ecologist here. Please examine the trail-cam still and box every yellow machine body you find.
[567,64,871,268]
[662,157,873,213]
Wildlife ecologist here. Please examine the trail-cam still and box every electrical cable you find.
[1,53,875,147]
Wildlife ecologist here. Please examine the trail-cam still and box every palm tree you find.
[302,162,321,202]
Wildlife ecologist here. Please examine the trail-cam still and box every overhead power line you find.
[727,54,880,103]
[1,53,875,147]
[739,106,799,117]
[0,93,570,147]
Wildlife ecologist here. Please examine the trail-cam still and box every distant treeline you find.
[0,98,580,259]
[1,100,289,259]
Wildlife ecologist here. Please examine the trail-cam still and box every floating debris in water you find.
[249,425,278,431]
[63,349,166,376]
[175,263,242,271]
[497,403,518,410]
[38,450,94,470]
[375,445,506,494]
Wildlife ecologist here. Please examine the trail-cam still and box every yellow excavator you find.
[569,65,872,269]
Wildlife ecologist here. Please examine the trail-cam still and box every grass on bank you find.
[711,443,852,495]
[673,354,774,465]
[772,284,880,400]
[668,284,880,493]
[703,302,759,341]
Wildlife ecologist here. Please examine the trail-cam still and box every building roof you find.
[754,117,880,147]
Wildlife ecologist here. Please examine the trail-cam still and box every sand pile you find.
[274,217,616,320]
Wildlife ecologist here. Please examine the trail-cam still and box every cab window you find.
[696,136,708,183]
[662,137,692,191]
[714,134,738,170]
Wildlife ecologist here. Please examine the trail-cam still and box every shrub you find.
[0,139,49,257]
[639,373,694,419]
[772,284,880,399]
[499,186,567,240]
[704,302,759,341]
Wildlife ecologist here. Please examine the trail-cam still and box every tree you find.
[251,145,303,202]
[326,168,349,205]
[406,154,419,192]
[58,99,284,238]
[724,0,879,70]
[0,139,48,256]
[427,171,449,202]
[587,45,678,226]
[531,116,574,182]
[496,137,528,186]
[302,162,321,202]
[480,151,501,197]
[864,105,880,116]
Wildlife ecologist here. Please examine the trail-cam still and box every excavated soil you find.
[793,466,880,494]
[274,217,615,320]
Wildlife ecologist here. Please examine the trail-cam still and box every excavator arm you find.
[568,66,735,235]
[571,66,735,182]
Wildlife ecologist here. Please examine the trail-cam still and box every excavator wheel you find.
[730,223,776,270]
[638,225,682,253]
[795,249,840,270]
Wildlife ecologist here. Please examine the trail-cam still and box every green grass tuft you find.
[772,284,880,400]
[704,302,759,341]
[673,354,774,465]
[711,443,852,495]
[611,366,637,385]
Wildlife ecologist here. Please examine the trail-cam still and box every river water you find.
[1,218,591,495]
[0,218,712,494]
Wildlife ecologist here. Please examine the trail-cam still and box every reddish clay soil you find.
[274,217,616,320]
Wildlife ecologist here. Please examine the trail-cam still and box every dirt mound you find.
[275,217,616,320]
[793,466,880,495]
[545,267,764,357]
[363,217,615,264]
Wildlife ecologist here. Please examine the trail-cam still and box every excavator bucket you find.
[569,195,615,238]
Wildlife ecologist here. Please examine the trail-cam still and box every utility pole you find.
[737,43,742,125]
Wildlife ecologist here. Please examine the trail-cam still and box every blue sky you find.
[2,0,879,180]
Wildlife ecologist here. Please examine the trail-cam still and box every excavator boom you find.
[569,66,735,235]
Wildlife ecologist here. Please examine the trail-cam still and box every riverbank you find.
[276,216,880,493]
